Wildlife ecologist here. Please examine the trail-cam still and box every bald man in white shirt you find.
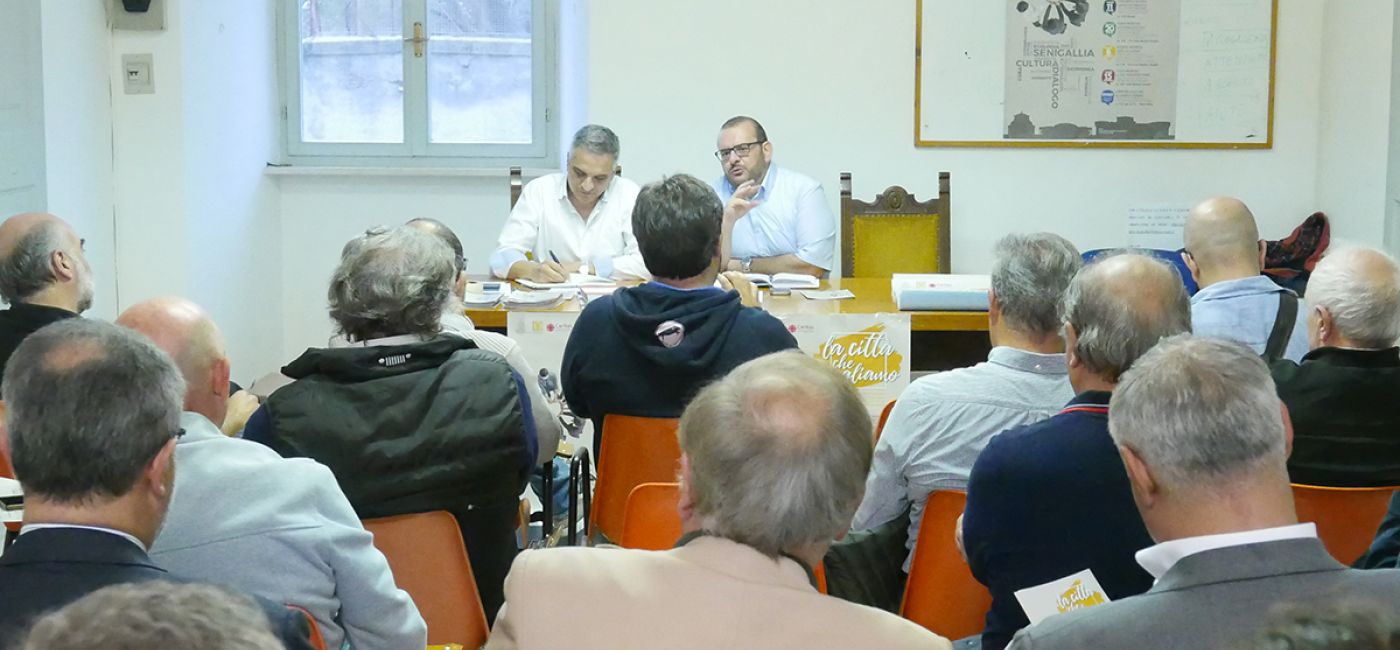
[490,124,649,282]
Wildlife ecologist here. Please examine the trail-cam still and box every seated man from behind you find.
[242,226,536,624]
[23,582,283,650]
[711,116,834,276]
[491,124,648,282]
[119,298,426,650]
[0,212,95,388]
[1182,197,1308,362]
[562,173,798,451]
[1272,246,1400,487]
[1007,336,1400,649]
[488,353,953,650]
[0,320,312,650]
[853,232,1080,568]
[961,252,1191,650]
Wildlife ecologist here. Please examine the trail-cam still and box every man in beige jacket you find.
[485,352,951,650]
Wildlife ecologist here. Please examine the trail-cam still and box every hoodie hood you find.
[607,282,746,374]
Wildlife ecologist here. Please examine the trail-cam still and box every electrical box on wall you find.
[109,0,165,31]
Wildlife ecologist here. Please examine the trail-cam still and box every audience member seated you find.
[961,252,1190,650]
[711,116,834,276]
[853,232,1080,568]
[243,226,536,623]
[491,124,648,282]
[1272,246,1400,487]
[118,297,426,650]
[1006,336,1400,649]
[1182,197,1309,362]
[561,173,798,450]
[487,352,953,650]
[0,320,312,650]
[22,582,283,650]
[0,212,94,388]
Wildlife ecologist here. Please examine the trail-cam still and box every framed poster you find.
[915,0,1277,149]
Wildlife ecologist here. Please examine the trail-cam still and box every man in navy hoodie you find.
[562,173,799,453]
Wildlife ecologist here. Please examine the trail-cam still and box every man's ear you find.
[1063,323,1081,369]
[211,356,231,400]
[49,249,77,283]
[1181,251,1201,285]
[1280,401,1294,458]
[145,437,178,500]
[1315,306,1335,347]
[987,289,1002,326]
[1257,239,1267,272]
[0,401,11,477]
[1119,445,1158,510]
[677,454,699,533]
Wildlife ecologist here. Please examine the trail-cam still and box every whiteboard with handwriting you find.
[916,0,1276,148]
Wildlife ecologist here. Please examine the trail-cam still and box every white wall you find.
[40,1,118,319]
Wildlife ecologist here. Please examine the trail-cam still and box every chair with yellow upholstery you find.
[840,172,951,278]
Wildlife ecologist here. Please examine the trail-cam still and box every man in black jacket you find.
[0,320,311,650]
[562,173,798,453]
[0,212,95,389]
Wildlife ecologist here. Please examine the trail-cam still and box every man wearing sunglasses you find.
[711,116,835,278]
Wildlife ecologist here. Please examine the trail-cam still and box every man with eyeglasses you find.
[0,212,96,389]
[711,116,835,277]
[491,124,649,283]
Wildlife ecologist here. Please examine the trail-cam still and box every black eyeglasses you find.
[714,140,766,161]
[173,428,186,440]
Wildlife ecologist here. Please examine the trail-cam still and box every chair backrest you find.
[840,172,951,278]
[286,605,328,650]
[591,415,682,542]
[620,482,683,551]
[509,166,523,210]
[362,511,489,648]
[901,490,992,640]
[875,399,897,444]
[1291,484,1397,564]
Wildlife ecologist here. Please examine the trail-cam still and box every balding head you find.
[0,212,93,312]
[117,297,229,423]
[1062,252,1192,385]
[1183,197,1264,286]
[1306,247,1400,350]
[679,351,872,558]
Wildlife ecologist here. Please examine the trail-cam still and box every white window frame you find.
[276,0,558,167]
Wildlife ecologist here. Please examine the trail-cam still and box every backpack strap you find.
[1264,291,1299,363]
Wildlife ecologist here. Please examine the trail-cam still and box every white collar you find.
[1135,522,1317,579]
[19,523,147,551]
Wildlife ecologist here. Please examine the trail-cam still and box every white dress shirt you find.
[490,173,649,280]
[1135,522,1318,579]
[711,164,837,271]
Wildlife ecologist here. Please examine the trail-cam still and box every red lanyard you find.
[1059,405,1109,415]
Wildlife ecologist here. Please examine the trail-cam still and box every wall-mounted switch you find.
[122,54,154,95]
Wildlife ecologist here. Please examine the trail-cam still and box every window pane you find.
[426,0,533,144]
[299,0,404,144]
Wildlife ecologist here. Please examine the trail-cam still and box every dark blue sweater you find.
[561,282,798,446]
[962,390,1155,650]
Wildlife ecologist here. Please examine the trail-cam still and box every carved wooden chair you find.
[840,172,951,278]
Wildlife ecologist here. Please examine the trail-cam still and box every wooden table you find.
[467,277,991,371]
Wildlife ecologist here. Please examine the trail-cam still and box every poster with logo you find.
[1004,0,1181,141]
[777,313,912,419]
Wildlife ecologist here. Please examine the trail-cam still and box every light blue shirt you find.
[851,346,1074,570]
[1191,275,1310,362]
[712,164,836,271]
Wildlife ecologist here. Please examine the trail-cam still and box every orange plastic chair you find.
[591,415,682,542]
[1291,484,1397,564]
[362,511,489,648]
[901,490,992,640]
[620,482,683,551]
[875,399,897,444]
[286,605,328,650]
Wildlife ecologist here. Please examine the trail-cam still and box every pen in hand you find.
[549,251,561,265]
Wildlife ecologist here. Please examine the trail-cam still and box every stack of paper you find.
[517,273,616,290]
[891,274,991,311]
[461,291,504,307]
[744,272,820,290]
[503,290,567,310]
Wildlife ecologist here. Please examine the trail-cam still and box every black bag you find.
[822,510,911,613]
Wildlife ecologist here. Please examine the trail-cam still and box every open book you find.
[743,272,820,290]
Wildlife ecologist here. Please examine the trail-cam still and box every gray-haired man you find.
[1007,336,1400,650]
[490,124,648,282]
[853,233,1081,569]
[0,212,95,388]
[488,352,952,650]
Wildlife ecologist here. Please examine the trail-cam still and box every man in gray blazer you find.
[119,297,426,650]
[1008,336,1400,650]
